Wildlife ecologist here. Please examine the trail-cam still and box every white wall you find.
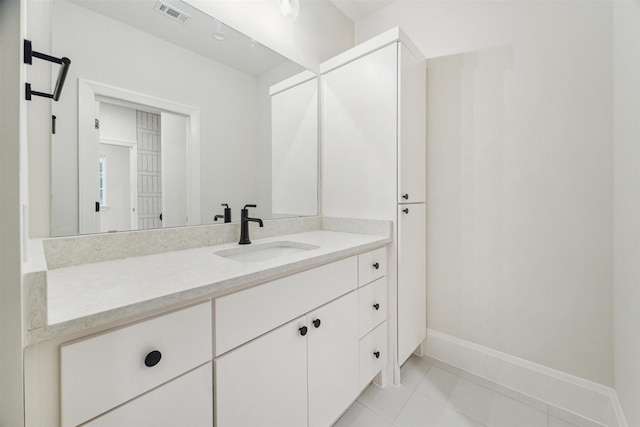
[26,0,51,239]
[184,0,353,71]
[613,0,640,424]
[46,0,260,236]
[356,1,614,386]
[0,0,25,424]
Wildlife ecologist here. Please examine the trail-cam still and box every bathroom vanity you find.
[21,1,426,424]
[23,220,390,426]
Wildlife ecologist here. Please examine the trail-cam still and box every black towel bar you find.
[24,39,71,101]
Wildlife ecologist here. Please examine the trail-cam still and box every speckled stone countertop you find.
[26,227,390,344]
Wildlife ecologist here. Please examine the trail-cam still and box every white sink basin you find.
[214,241,319,263]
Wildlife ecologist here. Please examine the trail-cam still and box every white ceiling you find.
[67,0,300,77]
[66,0,395,75]
[328,0,396,22]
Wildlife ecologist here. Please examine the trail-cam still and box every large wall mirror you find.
[50,0,318,237]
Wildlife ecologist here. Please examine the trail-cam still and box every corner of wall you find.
[612,1,640,426]
[0,0,27,423]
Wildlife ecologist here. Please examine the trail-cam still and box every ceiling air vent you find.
[153,1,191,24]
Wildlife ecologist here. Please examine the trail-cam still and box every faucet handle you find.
[243,204,257,209]
[221,203,229,208]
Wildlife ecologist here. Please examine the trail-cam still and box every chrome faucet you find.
[239,204,263,245]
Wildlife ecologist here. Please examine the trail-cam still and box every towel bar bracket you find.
[24,39,71,102]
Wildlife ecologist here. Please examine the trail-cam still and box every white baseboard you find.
[425,329,626,427]
[610,391,629,427]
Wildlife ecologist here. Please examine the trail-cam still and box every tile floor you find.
[334,355,596,427]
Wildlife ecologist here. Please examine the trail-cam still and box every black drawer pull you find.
[313,319,321,328]
[373,303,380,311]
[403,208,409,214]
[373,262,380,270]
[374,351,381,359]
[144,350,162,367]
[299,326,308,336]
[403,194,409,200]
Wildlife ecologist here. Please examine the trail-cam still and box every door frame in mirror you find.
[78,79,201,234]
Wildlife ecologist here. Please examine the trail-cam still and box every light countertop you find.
[30,230,389,343]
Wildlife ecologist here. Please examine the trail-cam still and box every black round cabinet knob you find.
[373,262,380,270]
[144,350,162,367]
[313,319,321,328]
[299,326,308,336]
[403,194,409,200]
[373,303,380,311]
[374,351,381,359]
[403,208,409,214]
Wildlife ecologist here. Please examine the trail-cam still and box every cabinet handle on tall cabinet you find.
[403,194,409,200]
[373,262,380,270]
[144,350,162,367]
[373,303,380,311]
[299,326,308,336]
[403,208,409,214]
[313,319,321,328]
[374,351,381,359]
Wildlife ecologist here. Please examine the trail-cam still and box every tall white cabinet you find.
[270,71,318,218]
[321,28,426,379]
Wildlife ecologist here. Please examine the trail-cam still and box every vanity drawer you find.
[358,277,387,337]
[83,362,213,427]
[358,247,386,287]
[359,321,387,391]
[60,302,212,427]
[215,256,357,356]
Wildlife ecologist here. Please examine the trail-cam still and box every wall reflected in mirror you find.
[50,0,317,237]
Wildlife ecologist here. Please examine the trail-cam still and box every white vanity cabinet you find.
[215,315,308,427]
[307,292,359,427]
[214,250,386,427]
[321,28,427,376]
[83,363,213,427]
[59,302,212,427]
[213,257,357,357]
[25,238,389,427]
[215,292,358,427]
[357,250,389,390]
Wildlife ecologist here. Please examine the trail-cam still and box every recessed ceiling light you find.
[278,0,299,21]
[213,32,225,41]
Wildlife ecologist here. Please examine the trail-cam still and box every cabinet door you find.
[307,292,359,427]
[322,43,398,220]
[215,316,308,427]
[397,43,426,204]
[397,203,427,365]
[84,363,213,427]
